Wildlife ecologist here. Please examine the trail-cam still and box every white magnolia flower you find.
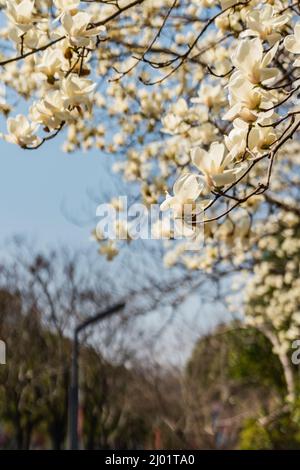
[61,11,106,47]
[160,173,205,219]
[36,49,64,81]
[243,4,290,45]
[30,91,71,130]
[191,84,225,109]
[61,76,96,108]
[5,0,35,32]
[232,38,279,84]
[284,23,300,67]
[224,77,274,123]
[6,114,40,147]
[54,0,79,12]
[0,83,10,115]
[191,142,244,187]
[225,119,277,158]
[220,0,247,9]
[225,119,248,158]
[8,24,38,48]
[161,113,189,135]
[247,123,277,155]
[171,98,188,117]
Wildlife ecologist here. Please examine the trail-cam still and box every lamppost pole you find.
[68,301,126,450]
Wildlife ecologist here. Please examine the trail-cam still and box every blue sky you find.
[0,135,109,249]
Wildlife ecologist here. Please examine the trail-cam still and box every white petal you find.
[284,36,300,54]
[210,142,225,168]
[262,42,278,67]
[295,23,300,42]
[212,170,238,186]
[177,174,203,201]
[160,194,174,211]
[191,147,208,173]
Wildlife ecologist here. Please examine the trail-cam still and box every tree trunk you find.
[261,327,295,402]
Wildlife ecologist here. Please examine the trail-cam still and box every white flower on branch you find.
[54,0,79,13]
[284,23,300,67]
[247,122,278,155]
[191,83,225,110]
[30,91,72,130]
[220,0,247,9]
[61,11,106,47]
[225,119,249,158]
[225,118,277,158]
[161,113,189,135]
[5,114,40,148]
[242,4,290,45]
[61,75,96,109]
[191,142,245,188]
[5,0,35,32]
[160,173,205,219]
[232,37,279,85]
[224,76,275,123]
[36,49,65,83]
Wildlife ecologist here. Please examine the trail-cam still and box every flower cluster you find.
[1,0,107,148]
[0,1,300,282]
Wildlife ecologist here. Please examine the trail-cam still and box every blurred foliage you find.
[1,267,300,449]
[185,322,300,449]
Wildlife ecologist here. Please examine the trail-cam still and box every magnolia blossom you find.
[6,114,40,147]
[61,76,96,108]
[30,91,71,130]
[0,84,10,115]
[225,119,248,158]
[224,77,275,123]
[247,123,277,155]
[243,4,290,45]
[284,23,300,66]
[171,98,188,117]
[161,113,189,135]
[61,11,106,47]
[161,98,190,134]
[232,38,279,84]
[54,0,79,12]
[220,0,247,8]
[225,118,277,158]
[191,142,244,187]
[5,0,35,32]
[36,49,64,82]
[160,173,205,219]
[191,84,225,109]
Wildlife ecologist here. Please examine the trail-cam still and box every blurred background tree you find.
[1,240,300,449]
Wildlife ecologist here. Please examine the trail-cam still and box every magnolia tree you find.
[1,0,300,399]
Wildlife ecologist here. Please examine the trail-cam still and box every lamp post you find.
[68,301,125,450]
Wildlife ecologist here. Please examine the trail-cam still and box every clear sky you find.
[0,135,110,249]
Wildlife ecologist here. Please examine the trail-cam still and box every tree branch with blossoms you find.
[1,0,300,271]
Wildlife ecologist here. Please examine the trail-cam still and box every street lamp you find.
[68,301,125,450]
